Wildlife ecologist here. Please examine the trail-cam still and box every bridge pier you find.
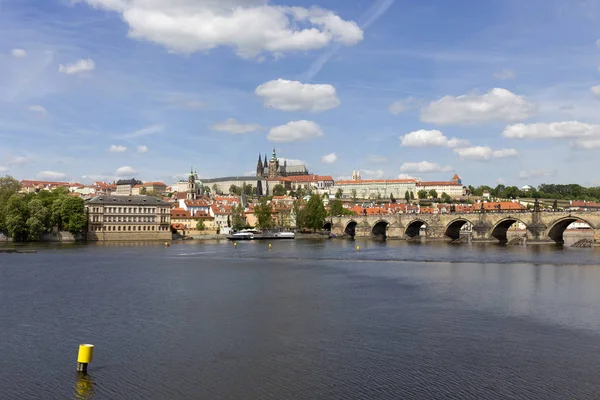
[354,221,371,238]
[387,222,404,239]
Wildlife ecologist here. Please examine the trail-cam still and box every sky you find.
[1,0,600,187]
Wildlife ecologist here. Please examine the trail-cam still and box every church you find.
[256,149,309,178]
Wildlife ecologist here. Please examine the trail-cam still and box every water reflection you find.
[74,372,95,399]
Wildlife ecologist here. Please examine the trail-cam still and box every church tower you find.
[256,153,264,177]
[186,167,197,200]
[268,148,279,178]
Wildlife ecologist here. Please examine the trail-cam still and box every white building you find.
[333,179,417,200]
[417,181,464,199]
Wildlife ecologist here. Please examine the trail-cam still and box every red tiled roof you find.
[336,179,417,184]
[417,181,462,186]
[184,199,211,206]
[21,180,71,187]
[571,200,600,208]
[143,181,166,186]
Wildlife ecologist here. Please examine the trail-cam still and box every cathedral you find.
[256,149,309,178]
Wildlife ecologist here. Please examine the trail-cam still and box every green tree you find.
[390,193,396,203]
[330,199,344,216]
[231,204,246,231]
[428,189,438,199]
[303,194,327,232]
[243,183,253,197]
[140,187,148,195]
[26,199,49,240]
[417,190,428,199]
[212,184,219,195]
[410,191,415,200]
[60,196,86,235]
[0,176,21,233]
[5,194,27,240]
[227,215,231,227]
[254,198,274,231]
[229,184,242,196]
[203,186,211,196]
[440,192,452,203]
[404,190,410,203]
[272,184,287,196]
[335,188,343,199]
[292,200,304,229]
[196,219,206,231]
[296,187,306,199]
[351,189,357,201]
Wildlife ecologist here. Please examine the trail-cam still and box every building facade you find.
[417,175,465,199]
[115,179,142,196]
[333,179,418,200]
[85,195,171,241]
[256,149,309,178]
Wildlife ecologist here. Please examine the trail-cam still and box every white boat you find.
[227,231,255,240]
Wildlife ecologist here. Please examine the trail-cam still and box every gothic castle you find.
[256,149,309,178]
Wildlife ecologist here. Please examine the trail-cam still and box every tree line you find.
[468,183,600,202]
[0,176,86,241]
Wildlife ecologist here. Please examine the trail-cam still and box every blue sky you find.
[1,0,600,187]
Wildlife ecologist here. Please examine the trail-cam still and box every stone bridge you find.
[329,211,600,244]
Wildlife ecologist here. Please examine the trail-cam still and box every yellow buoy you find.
[77,344,94,372]
[356,245,360,251]
[234,242,237,247]
[268,243,272,248]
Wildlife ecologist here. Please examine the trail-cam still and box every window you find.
[128,226,131,231]
[152,226,155,231]
[118,226,121,231]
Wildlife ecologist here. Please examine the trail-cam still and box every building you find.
[256,149,309,178]
[115,179,142,196]
[142,181,167,194]
[417,180,465,199]
[85,195,171,241]
[288,175,334,193]
[170,208,216,233]
[333,178,418,200]
[20,180,72,194]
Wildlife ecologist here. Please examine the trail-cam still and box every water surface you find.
[1,240,599,399]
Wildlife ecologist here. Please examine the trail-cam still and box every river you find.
[1,240,600,399]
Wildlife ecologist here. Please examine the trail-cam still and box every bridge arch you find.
[371,219,389,239]
[323,221,332,231]
[344,220,358,238]
[547,216,594,244]
[444,218,472,240]
[491,217,527,243]
[405,219,427,238]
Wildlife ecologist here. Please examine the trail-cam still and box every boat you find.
[227,230,295,241]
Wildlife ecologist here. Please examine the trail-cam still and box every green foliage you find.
[60,197,86,235]
[272,184,287,196]
[296,187,306,199]
[203,186,211,196]
[335,188,343,199]
[196,219,206,231]
[404,190,410,202]
[330,199,344,216]
[254,198,274,231]
[292,200,304,229]
[417,190,428,199]
[229,184,242,196]
[140,187,148,195]
[428,189,438,199]
[0,178,86,241]
[440,192,452,203]
[242,183,253,197]
[410,191,415,200]
[231,204,246,231]
[303,194,327,232]
[351,189,357,201]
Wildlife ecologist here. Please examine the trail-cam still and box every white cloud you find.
[124,125,164,139]
[6,156,29,166]
[109,145,127,153]
[571,139,600,150]
[518,169,554,180]
[400,161,453,174]
[400,129,469,148]
[398,173,418,180]
[388,97,417,115]
[58,58,96,75]
[453,146,518,160]
[362,169,385,178]
[137,145,148,153]
[115,166,137,177]
[592,85,600,98]
[37,171,67,180]
[0,166,8,172]
[11,48,27,58]
[366,154,387,164]
[421,88,535,125]
[78,0,363,59]
[28,105,48,115]
[267,120,324,142]
[321,152,337,164]
[493,69,515,80]
[210,118,261,134]
[503,121,600,139]
[255,79,340,112]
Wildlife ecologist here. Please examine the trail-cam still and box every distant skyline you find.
[1,0,600,186]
